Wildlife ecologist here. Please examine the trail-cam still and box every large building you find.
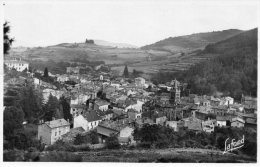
[4,58,29,72]
[38,119,70,145]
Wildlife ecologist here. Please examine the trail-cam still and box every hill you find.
[94,39,138,48]
[141,29,242,52]
[152,28,258,99]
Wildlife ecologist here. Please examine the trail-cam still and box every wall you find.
[50,125,70,145]
[74,115,89,131]
[38,124,51,145]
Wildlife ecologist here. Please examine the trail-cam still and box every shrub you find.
[40,151,82,162]
[105,135,120,149]
[3,150,25,161]
[45,140,76,152]
[73,144,91,151]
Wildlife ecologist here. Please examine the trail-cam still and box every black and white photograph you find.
[1,0,259,164]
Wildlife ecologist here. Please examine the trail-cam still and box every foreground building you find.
[38,119,70,145]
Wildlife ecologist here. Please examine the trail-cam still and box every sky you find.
[3,0,259,47]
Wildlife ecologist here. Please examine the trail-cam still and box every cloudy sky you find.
[3,0,259,47]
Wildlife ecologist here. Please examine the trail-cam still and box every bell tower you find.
[170,79,181,104]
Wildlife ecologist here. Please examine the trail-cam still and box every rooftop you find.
[83,110,102,122]
[45,119,70,129]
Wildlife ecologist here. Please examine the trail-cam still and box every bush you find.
[105,135,120,149]
[73,144,91,151]
[3,150,25,161]
[45,140,76,152]
[40,151,82,162]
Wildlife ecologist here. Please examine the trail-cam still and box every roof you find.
[97,119,130,136]
[5,60,29,64]
[231,117,245,124]
[45,119,70,129]
[70,104,87,109]
[216,116,230,121]
[83,110,102,122]
[245,118,257,125]
[96,125,119,137]
[95,99,110,106]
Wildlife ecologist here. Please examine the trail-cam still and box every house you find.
[38,119,70,145]
[67,67,80,74]
[209,96,221,106]
[224,96,234,105]
[94,99,110,111]
[42,89,64,103]
[231,117,245,128]
[112,107,127,120]
[135,77,145,88]
[96,120,134,144]
[183,117,202,131]
[165,120,184,132]
[70,93,91,105]
[125,100,144,112]
[216,116,228,127]
[70,104,87,117]
[202,120,215,133]
[156,116,167,125]
[73,110,102,131]
[127,108,142,121]
[4,59,29,72]
[245,118,257,129]
[57,74,69,83]
[96,109,114,121]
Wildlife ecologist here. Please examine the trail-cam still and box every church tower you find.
[170,79,181,104]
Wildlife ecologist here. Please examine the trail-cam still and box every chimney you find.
[67,119,70,123]
[52,117,55,121]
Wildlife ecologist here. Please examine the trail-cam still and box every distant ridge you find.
[141,29,243,52]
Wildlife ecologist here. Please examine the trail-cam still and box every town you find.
[3,56,257,162]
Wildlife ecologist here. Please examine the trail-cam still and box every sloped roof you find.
[95,99,110,106]
[83,110,102,122]
[45,119,70,129]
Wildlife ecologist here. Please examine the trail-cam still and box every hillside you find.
[141,29,242,52]
[152,28,258,99]
[94,39,138,48]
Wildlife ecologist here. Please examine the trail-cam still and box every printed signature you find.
[223,135,244,154]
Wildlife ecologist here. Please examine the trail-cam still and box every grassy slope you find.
[78,148,256,162]
[141,29,242,52]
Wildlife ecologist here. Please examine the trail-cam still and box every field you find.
[77,148,256,163]
[10,43,217,76]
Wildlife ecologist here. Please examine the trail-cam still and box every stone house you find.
[73,110,102,131]
[231,117,245,128]
[94,99,110,111]
[70,104,87,117]
[38,119,70,145]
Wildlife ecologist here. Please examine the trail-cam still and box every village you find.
[3,57,257,150]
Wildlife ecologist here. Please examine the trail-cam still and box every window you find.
[55,132,57,136]
[59,131,61,135]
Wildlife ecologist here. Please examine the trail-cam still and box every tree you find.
[60,96,72,121]
[4,21,14,55]
[4,106,24,137]
[44,94,59,121]
[105,134,120,149]
[123,65,129,78]
[44,67,49,78]
[74,134,85,145]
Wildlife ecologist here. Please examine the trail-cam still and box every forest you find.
[151,28,257,100]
